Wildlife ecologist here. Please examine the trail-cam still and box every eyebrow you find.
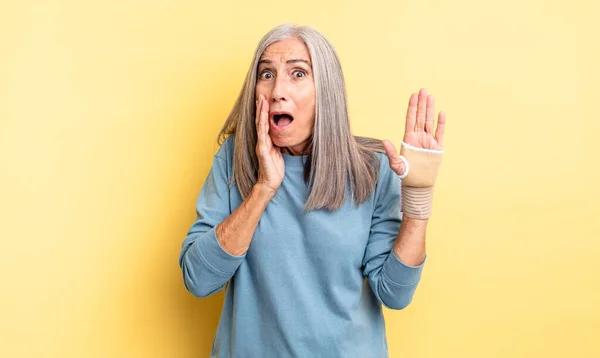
[258,58,312,67]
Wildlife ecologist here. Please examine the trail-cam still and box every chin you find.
[270,135,306,154]
[269,135,291,148]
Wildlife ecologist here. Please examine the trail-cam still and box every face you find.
[255,38,316,155]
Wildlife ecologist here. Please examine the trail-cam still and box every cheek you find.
[295,88,316,121]
[254,83,269,99]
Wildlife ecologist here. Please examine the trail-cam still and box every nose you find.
[270,76,288,102]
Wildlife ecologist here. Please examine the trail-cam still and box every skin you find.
[216,38,447,269]
[255,37,316,157]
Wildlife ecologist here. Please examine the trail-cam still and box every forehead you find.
[260,38,311,62]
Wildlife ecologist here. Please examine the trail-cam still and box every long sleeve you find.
[178,148,245,298]
[362,154,426,310]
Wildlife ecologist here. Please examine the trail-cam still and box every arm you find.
[385,88,446,266]
[178,153,246,298]
[180,182,275,299]
[179,160,275,298]
[179,95,283,298]
[362,156,426,310]
[392,217,427,266]
[215,95,283,256]
[365,88,447,309]
[215,184,273,256]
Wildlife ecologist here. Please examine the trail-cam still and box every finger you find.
[255,95,260,120]
[435,111,446,147]
[382,140,406,176]
[416,88,427,131]
[425,94,435,134]
[260,97,270,143]
[256,96,270,153]
[255,95,264,140]
[405,93,417,133]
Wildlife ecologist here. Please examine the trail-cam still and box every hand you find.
[383,88,446,176]
[255,95,285,196]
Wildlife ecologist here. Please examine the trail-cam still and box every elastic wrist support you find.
[398,142,443,219]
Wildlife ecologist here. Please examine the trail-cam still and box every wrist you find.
[252,183,277,203]
[401,185,434,219]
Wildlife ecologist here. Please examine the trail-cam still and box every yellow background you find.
[1,0,599,357]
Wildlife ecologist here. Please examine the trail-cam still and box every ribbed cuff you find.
[382,250,426,287]
[195,227,246,276]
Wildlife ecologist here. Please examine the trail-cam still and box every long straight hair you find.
[218,24,385,211]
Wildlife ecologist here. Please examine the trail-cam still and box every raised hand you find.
[383,88,446,176]
[255,95,285,195]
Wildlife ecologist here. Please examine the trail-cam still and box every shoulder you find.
[375,151,396,184]
[215,135,235,162]
[372,151,400,201]
[353,135,392,186]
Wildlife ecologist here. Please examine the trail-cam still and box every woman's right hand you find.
[255,95,284,197]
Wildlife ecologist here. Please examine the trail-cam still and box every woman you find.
[179,23,446,357]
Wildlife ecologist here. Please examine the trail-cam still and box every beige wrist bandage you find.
[398,142,443,219]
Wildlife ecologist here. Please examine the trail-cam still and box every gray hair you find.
[218,23,385,211]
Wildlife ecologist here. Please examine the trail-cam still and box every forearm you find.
[392,216,427,266]
[215,183,274,256]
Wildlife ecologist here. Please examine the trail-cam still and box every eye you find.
[293,70,306,78]
[259,71,273,79]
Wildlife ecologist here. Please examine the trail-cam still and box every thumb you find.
[382,140,406,176]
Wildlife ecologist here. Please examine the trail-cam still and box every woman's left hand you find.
[383,88,446,176]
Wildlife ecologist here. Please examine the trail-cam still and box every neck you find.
[282,145,309,156]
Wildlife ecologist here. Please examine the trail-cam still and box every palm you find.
[266,145,284,183]
[383,88,446,176]
[403,130,442,151]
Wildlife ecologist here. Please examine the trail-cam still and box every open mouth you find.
[272,113,294,128]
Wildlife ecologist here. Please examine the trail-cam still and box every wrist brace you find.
[398,142,443,219]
